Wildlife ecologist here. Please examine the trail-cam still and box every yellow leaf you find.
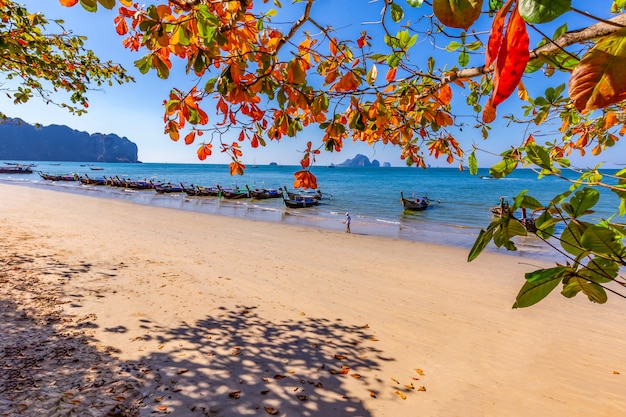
[517,81,528,101]
[395,391,407,400]
[415,368,425,376]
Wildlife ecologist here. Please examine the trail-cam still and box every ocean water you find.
[1,161,621,263]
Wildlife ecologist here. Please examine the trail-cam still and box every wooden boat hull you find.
[400,192,430,211]
[0,166,33,174]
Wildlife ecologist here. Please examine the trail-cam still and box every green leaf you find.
[569,187,600,217]
[493,217,527,249]
[578,257,619,284]
[520,194,542,210]
[458,49,469,66]
[390,3,404,22]
[569,27,626,113]
[97,0,116,9]
[552,23,568,39]
[560,221,588,257]
[490,158,517,178]
[406,0,425,6]
[446,41,462,52]
[468,150,478,175]
[513,266,566,308]
[525,144,551,170]
[80,0,98,12]
[468,227,494,261]
[518,0,571,24]
[562,278,607,303]
[580,225,622,256]
[534,210,555,239]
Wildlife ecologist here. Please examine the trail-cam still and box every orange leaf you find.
[229,161,245,176]
[569,27,626,113]
[395,391,407,400]
[482,97,497,123]
[293,170,318,189]
[114,16,128,36]
[287,59,306,84]
[438,84,453,105]
[329,38,338,56]
[184,131,196,145]
[59,0,79,6]
[197,144,212,160]
[386,67,397,83]
[334,72,360,92]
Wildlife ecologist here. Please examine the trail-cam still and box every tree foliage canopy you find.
[0,0,133,117]
[6,0,626,306]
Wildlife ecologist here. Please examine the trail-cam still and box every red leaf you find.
[485,0,514,68]
[491,6,529,107]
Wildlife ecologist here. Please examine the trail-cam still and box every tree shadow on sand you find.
[124,305,391,416]
[1,242,409,417]
[0,246,141,416]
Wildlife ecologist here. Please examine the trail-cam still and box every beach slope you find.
[1,183,625,417]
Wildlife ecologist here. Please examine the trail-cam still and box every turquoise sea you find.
[1,161,621,263]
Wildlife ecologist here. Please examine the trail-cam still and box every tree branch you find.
[416,13,626,100]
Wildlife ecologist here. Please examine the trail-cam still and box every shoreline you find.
[1,183,625,416]
[0,177,561,264]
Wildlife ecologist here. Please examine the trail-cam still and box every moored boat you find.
[400,191,430,211]
[282,194,319,208]
[0,165,33,174]
[79,174,107,186]
[154,183,185,193]
[282,186,322,201]
[246,185,282,199]
[217,185,250,199]
[39,172,79,181]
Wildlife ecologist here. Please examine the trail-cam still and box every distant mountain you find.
[337,154,380,167]
[0,118,139,163]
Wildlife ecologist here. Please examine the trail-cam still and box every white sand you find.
[1,183,625,417]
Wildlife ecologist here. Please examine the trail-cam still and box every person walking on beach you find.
[344,212,351,233]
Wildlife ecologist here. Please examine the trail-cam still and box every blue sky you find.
[2,1,623,169]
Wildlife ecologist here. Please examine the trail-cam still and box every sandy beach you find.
[1,182,625,417]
